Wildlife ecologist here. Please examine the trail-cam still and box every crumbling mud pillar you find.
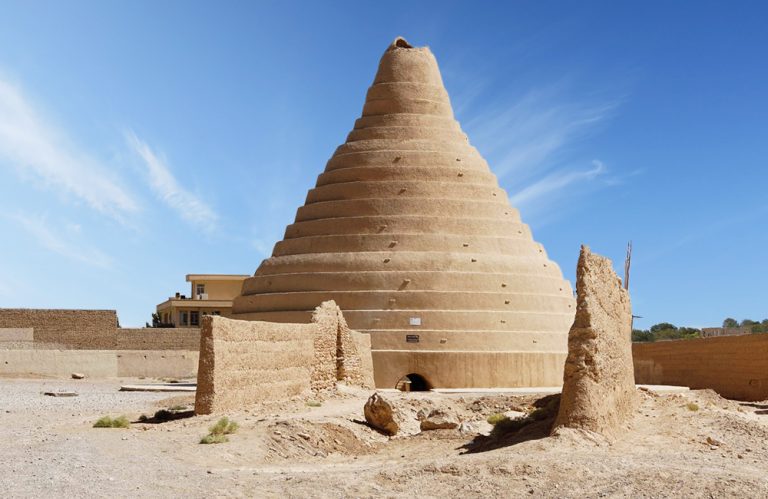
[552,245,638,438]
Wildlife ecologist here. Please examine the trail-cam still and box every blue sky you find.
[0,2,765,327]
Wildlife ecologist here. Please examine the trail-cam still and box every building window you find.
[179,311,188,326]
[196,284,205,297]
[190,311,199,326]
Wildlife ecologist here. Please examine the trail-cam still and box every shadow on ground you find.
[459,394,559,454]
[738,402,768,415]
[135,409,195,424]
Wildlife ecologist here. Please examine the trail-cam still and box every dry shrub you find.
[200,417,239,444]
[93,416,130,428]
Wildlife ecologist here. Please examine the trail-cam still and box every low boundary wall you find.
[0,309,199,351]
[116,328,200,350]
[0,309,117,349]
[0,349,198,379]
[633,334,768,401]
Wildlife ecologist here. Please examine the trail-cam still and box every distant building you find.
[700,327,752,338]
[156,274,249,327]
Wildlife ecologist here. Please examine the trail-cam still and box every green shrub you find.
[209,417,239,435]
[200,417,239,444]
[306,400,322,407]
[486,413,506,425]
[686,402,700,411]
[200,433,229,444]
[93,415,130,428]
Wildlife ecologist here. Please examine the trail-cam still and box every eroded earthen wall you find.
[633,335,768,401]
[311,300,376,391]
[195,302,374,414]
[552,245,637,438]
[195,316,316,415]
[309,302,341,393]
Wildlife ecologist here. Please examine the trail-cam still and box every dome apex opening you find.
[390,37,414,49]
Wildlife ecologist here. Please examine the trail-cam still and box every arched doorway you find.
[395,373,432,392]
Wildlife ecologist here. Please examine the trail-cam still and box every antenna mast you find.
[624,240,632,291]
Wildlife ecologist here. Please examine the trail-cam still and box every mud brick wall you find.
[350,331,375,388]
[0,309,117,350]
[311,301,375,392]
[116,328,201,350]
[195,316,316,414]
[0,328,34,349]
[633,334,768,401]
[195,301,374,414]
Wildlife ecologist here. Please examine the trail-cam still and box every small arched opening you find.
[395,373,432,392]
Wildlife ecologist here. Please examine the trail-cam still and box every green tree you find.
[631,329,654,342]
[650,322,677,333]
[722,318,739,328]
[654,328,681,341]
[146,313,174,328]
[677,327,701,339]
[751,319,768,334]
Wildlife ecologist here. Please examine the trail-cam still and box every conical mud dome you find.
[233,38,575,388]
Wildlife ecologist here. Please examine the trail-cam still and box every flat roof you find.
[185,274,250,282]
[157,299,235,310]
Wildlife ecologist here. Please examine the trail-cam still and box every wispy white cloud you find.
[453,82,626,222]
[637,204,768,264]
[125,130,218,234]
[462,86,617,182]
[510,160,607,209]
[0,77,139,221]
[9,213,113,269]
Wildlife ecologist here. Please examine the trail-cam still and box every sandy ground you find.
[2,377,768,498]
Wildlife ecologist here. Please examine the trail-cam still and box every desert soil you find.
[1,376,767,498]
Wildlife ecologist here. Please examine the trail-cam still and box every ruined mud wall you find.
[633,335,768,401]
[311,301,376,391]
[116,328,200,350]
[196,301,374,414]
[0,309,117,349]
[552,245,637,438]
[348,330,375,388]
[194,316,316,414]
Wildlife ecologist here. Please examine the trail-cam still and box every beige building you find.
[156,274,249,327]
